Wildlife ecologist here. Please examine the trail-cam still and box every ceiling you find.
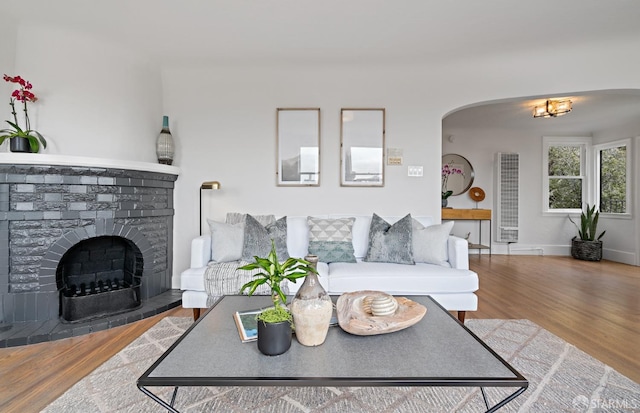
[2,0,640,65]
[444,91,640,135]
[3,1,640,132]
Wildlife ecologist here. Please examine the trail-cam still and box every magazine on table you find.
[233,306,339,343]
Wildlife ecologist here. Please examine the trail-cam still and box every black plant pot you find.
[257,319,292,356]
[10,137,32,153]
[571,238,603,261]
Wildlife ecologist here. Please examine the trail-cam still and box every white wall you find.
[0,16,17,145]
[5,23,640,287]
[9,23,163,161]
[162,64,443,286]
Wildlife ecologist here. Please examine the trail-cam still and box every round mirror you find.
[442,154,474,196]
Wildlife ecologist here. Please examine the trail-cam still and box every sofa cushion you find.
[241,215,289,261]
[207,219,244,263]
[412,220,454,267]
[286,216,313,258]
[328,261,479,294]
[307,216,357,263]
[364,213,414,265]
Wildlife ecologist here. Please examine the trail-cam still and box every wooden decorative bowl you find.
[336,290,427,336]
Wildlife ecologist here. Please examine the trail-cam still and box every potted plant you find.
[568,203,606,261]
[239,241,318,356]
[0,75,47,153]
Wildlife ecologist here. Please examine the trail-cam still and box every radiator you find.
[495,152,519,242]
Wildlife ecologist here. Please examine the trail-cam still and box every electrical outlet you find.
[408,166,423,177]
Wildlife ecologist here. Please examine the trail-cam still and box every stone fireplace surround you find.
[0,154,181,346]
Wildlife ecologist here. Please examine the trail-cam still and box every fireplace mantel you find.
[0,153,180,176]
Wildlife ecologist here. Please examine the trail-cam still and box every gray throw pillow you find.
[207,219,244,263]
[364,213,415,265]
[307,217,357,263]
[241,214,289,261]
[226,212,276,227]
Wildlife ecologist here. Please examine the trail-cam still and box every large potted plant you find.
[0,75,47,153]
[569,203,606,261]
[239,241,318,356]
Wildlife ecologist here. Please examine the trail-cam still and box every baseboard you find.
[490,244,568,256]
[603,248,637,266]
[489,244,638,266]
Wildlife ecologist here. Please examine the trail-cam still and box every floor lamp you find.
[200,181,221,235]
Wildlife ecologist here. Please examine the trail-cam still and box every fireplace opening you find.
[57,235,143,323]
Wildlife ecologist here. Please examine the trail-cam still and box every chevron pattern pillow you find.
[307,217,357,263]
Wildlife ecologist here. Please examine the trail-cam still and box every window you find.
[542,137,590,213]
[595,139,630,215]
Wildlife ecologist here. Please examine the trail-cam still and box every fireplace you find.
[0,155,179,325]
[57,235,143,322]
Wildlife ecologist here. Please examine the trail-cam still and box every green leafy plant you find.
[239,241,318,323]
[569,203,606,241]
[0,75,47,152]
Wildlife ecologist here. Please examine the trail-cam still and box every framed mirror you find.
[340,108,385,187]
[442,153,474,196]
[277,108,320,186]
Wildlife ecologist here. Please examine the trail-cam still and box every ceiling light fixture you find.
[533,99,572,118]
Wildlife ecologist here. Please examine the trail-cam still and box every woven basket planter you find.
[571,239,602,261]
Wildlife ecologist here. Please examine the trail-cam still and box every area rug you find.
[42,318,640,412]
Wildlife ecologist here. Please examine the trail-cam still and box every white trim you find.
[593,138,632,216]
[0,153,180,175]
[541,136,592,214]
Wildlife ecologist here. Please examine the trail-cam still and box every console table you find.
[442,208,492,255]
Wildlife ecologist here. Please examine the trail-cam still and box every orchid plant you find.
[0,74,47,152]
[441,162,464,200]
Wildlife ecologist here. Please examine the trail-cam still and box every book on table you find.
[233,308,262,342]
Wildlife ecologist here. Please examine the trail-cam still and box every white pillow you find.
[412,220,454,267]
[207,219,244,263]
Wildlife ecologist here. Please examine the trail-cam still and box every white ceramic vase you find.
[290,255,333,346]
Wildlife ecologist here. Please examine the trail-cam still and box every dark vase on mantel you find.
[10,137,32,153]
[156,115,174,165]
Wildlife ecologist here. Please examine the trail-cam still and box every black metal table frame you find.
[138,297,528,412]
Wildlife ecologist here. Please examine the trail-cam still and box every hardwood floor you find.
[466,255,640,384]
[0,256,638,412]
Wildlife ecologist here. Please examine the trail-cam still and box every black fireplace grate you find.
[60,280,141,323]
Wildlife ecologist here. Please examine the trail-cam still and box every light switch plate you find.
[388,156,403,166]
[408,166,423,177]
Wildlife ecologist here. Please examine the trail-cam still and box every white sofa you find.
[180,215,479,322]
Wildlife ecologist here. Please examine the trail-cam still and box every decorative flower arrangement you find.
[441,162,464,200]
[0,74,47,152]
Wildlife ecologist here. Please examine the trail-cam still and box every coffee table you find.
[138,295,527,412]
